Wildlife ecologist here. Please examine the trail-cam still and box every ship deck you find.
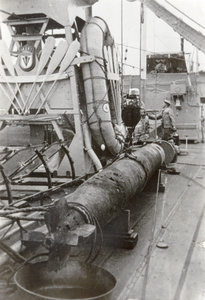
[0,141,205,300]
[99,141,205,300]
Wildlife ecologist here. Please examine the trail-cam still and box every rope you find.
[83,75,107,82]
[3,215,44,222]
[0,207,47,216]
[82,25,123,151]
[82,90,109,125]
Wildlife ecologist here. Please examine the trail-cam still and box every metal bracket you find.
[71,55,95,66]
[99,210,138,249]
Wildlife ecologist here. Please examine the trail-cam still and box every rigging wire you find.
[163,0,205,30]
[117,0,205,73]
[0,9,28,21]
[116,43,205,69]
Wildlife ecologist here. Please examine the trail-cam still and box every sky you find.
[0,0,204,76]
[92,0,205,75]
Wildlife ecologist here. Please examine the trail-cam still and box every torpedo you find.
[42,142,168,263]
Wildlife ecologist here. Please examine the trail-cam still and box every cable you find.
[116,43,205,69]
[0,9,29,21]
[123,62,140,70]
[163,0,205,30]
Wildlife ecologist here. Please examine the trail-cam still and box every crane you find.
[138,0,205,54]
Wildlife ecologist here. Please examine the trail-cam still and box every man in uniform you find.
[122,88,142,145]
[161,99,176,141]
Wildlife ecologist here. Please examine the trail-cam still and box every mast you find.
[121,0,124,96]
[139,1,147,104]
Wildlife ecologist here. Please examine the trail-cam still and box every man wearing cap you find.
[161,99,176,140]
[148,99,176,141]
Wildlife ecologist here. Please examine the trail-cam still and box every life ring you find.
[80,17,125,156]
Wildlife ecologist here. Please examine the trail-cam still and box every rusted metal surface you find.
[0,143,204,300]
[63,143,164,227]
[107,143,205,300]
[28,143,165,266]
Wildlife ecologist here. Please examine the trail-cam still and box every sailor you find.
[122,88,142,146]
[148,99,179,174]
[128,88,145,111]
[122,88,143,128]
[161,99,176,141]
[148,98,176,141]
[134,108,150,142]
